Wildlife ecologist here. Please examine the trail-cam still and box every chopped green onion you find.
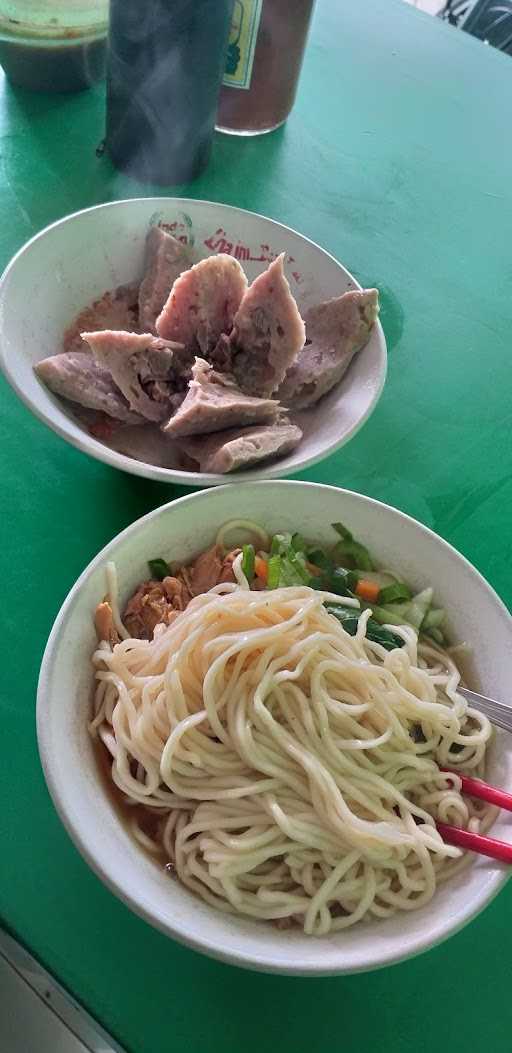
[148,558,170,581]
[241,544,255,582]
[267,555,282,589]
[332,522,353,542]
[378,582,411,605]
[291,532,307,553]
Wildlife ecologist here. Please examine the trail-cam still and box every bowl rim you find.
[36,480,512,975]
[0,196,387,487]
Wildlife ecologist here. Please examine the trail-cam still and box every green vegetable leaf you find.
[364,603,409,626]
[330,568,357,596]
[280,551,312,586]
[307,548,333,573]
[324,603,405,651]
[148,558,170,581]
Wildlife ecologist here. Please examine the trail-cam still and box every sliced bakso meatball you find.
[162,358,280,438]
[34,351,143,424]
[277,289,379,409]
[138,224,189,334]
[156,254,248,354]
[176,419,302,474]
[63,283,139,353]
[230,254,305,397]
[82,329,191,423]
[209,332,234,373]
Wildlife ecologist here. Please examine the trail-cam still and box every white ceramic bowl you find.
[0,198,386,486]
[37,481,512,974]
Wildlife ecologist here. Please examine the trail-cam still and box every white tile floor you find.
[0,929,123,1053]
[0,956,90,1053]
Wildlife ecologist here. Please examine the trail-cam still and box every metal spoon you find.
[459,687,512,733]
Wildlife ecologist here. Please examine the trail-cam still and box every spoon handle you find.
[459,686,512,733]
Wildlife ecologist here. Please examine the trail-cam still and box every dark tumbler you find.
[106,0,233,185]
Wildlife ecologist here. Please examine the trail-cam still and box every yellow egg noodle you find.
[90,561,493,935]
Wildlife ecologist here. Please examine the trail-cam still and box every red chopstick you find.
[436,769,512,865]
[441,769,512,812]
[436,822,512,864]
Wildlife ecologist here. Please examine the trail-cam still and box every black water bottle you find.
[106,0,233,185]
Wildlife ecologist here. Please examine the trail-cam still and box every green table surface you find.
[2,1,512,1050]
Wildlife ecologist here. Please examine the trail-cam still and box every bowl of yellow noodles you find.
[37,480,512,974]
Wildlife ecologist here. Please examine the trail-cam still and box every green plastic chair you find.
[440,0,512,54]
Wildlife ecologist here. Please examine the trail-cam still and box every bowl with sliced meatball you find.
[0,198,387,484]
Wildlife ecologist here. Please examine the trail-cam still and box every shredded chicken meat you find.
[122,579,186,639]
[95,545,238,642]
[94,601,120,648]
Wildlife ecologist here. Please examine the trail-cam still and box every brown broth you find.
[0,37,106,92]
[93,725,171,870]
